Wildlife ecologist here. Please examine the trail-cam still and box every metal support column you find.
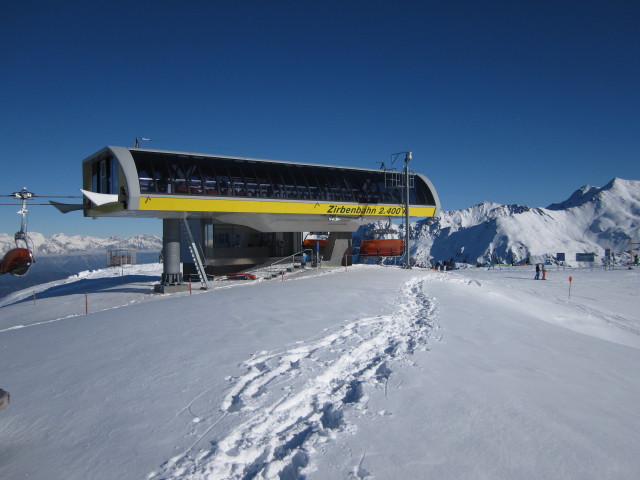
[404,152,412,269]
[161,218,182,285]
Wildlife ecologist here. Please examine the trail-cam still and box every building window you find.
[93,155,119,194]
[129,150,436,206]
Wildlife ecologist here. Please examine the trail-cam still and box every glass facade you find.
[131,150,436,206]
[91,153,119,195]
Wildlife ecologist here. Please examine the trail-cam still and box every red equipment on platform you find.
[302,232,328,249]
[359,229,404,257]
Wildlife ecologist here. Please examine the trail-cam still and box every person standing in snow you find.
[534,263,540,280]
[542,264,547,280]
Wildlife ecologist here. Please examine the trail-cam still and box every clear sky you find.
[1,0,638,238]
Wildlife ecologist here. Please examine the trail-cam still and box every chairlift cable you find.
[0,195,81,198]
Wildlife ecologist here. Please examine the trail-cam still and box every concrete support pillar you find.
[161,218,182,284]
[323,232,353,267]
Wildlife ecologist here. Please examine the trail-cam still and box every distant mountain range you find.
[0,233,162,256]
[356,177,640,265]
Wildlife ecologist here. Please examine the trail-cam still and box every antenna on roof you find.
[133,137,152,148]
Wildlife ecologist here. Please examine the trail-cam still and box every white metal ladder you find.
[180,218,208,289]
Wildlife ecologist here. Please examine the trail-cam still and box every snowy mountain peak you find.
[547,177,638,211]
[547,184,600,210]
[406,178,640,265]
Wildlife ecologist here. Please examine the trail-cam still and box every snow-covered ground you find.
[1,263,639,479]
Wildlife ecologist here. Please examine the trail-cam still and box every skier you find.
[534,263,540,280]
[542,264,547,280]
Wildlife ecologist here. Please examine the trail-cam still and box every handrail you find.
[267,249,314,268]
[252,249,316,277]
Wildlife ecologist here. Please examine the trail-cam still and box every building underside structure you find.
[58,146,440,288]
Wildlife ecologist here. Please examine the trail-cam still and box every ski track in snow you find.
[559,300,640,336]
[443,269,640,339]
[149,276,439,480]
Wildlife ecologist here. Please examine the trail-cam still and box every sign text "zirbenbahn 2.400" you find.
[326,205,404,216]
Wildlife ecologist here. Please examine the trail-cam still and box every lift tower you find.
[403,152,412,269]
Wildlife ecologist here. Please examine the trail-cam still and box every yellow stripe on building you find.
[137,196,436,217]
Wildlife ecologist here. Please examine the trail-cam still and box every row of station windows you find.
[129,151,436,205]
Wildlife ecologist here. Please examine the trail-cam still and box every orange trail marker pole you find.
[568,276,573,299]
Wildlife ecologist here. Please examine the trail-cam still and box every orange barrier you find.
[303,239,327,248]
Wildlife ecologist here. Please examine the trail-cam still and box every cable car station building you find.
[76,146,440,288]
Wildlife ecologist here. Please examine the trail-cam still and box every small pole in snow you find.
[282,271,285,281]
[568,276,573,299]
[85,293,88,315]
[189,277,192,295]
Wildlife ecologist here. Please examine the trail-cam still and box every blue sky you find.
[1,1,638,238]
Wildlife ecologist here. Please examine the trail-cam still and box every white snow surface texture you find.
[1,262,639,479]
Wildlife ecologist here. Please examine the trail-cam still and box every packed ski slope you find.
[0,263,639,479]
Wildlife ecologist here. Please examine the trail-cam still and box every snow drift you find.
[1,263,639,479]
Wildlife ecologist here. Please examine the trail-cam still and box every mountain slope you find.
[406,178,639,265]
